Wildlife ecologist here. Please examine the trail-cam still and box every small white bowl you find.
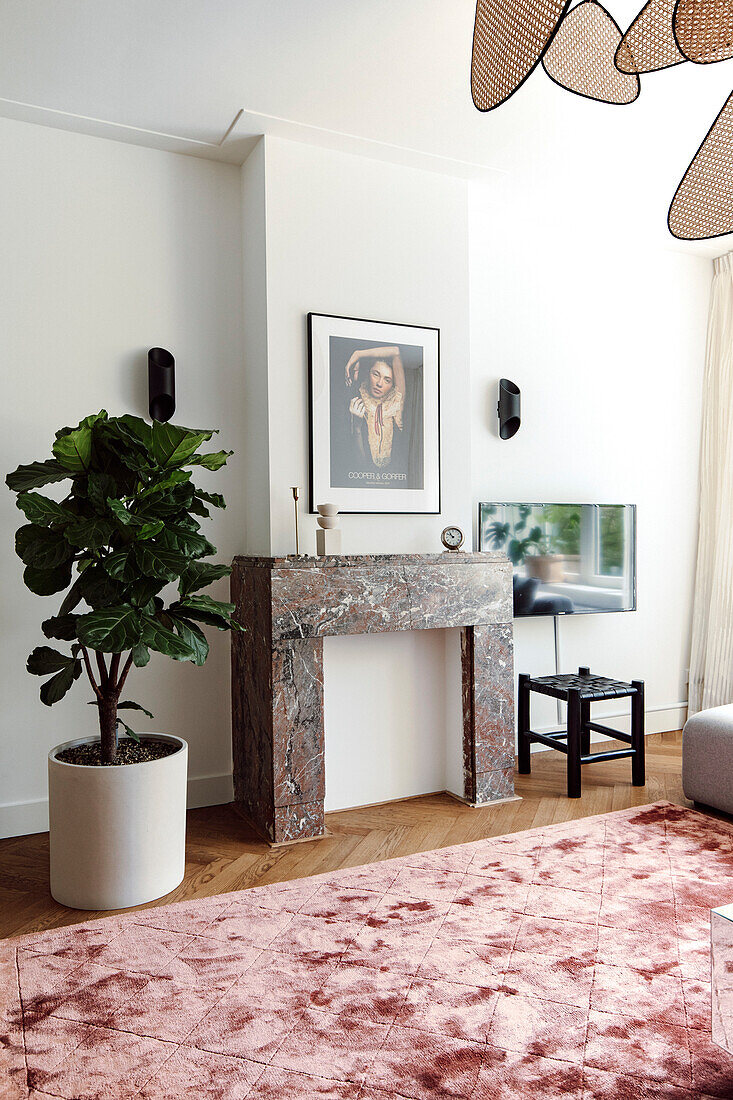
[317,503,338,517]
[317,515,338,529]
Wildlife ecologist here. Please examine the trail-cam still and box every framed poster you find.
[307,313,440,514]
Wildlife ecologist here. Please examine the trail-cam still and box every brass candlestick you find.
[291,486,300,556]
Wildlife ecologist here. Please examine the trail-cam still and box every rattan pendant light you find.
[674,0,733,64]
[469,0,733,240]
[614,0,686,72]
[669,91,733,239]
[471,0,571,109]
[542,0,640,103]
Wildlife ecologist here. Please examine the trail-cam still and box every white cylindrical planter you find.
[48,734,187,911]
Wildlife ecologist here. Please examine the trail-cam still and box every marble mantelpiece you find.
[231,553,514,844]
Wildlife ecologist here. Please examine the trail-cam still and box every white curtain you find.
[689,252,733,714]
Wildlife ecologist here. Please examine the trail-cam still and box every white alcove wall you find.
[469,170,712,740]
[242,136,472,809]
[0,116,244,838]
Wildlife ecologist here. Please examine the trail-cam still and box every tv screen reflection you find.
[478,503,636,617]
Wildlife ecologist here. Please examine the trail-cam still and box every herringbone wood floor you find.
[0,731,715,940]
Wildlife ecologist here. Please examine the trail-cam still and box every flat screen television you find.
[478,503,636,617]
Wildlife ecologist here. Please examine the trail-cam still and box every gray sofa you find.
[682,704,733,815]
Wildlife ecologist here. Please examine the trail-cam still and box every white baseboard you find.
[0,772,235,840]
[528,702,688,754]
[187,772,234,810]
[0,797,49,840]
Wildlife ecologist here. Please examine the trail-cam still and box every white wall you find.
[240,140,271,556]
[0,116,244,838]
[261,137,473,556]
[469,170,712,739]
[249,137,471,809]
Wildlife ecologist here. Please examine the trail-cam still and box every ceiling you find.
[2,0,732,254]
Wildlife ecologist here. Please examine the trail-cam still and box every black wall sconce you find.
[148,348,175,423]
[497,378,521,439]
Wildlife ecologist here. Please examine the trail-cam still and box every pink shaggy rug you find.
[2,801,733,1099]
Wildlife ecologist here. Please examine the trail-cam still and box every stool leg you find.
[518,674,531,774]
[580,699,591,757]
[567,688,582,798]
[631,680,645,786]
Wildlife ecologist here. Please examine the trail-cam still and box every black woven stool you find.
[518,666,645,798]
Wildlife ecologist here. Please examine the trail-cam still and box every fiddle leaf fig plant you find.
[6,410,240,765]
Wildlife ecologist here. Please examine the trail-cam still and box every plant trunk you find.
[98,692,118,765]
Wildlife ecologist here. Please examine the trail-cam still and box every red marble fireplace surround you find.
[231,553,515,844]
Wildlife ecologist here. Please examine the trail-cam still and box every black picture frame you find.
[307,312,441,515]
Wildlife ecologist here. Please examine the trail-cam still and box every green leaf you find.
[76,565,123,609]
[169,616,209,666]
[23,561,73,596]
[58,574,86,616]
[171,594,234,630]
[115,414,153,448]
[107,498,136,525]
[52,427,92,472]
[185,450,232,471]
[178,594,235,618]
[103,550,136,582]
[16,525,73,569]
[27,646,73,675]
[134,520,165,541]
[6,460,69,492]
[170,607,230,629]
[117,700,155,719]
[196,490,226,509]
[173,514,201,532]
[76,606,143,653]
[179,561,231,598]
[116,717,141,743]
[129,578,164,608]
[158,525,215,558]
[16,493,69,526]
[141,615,197,660]
[79,409,108,429]
[107,500,163,541]
[40,660,82,706]
[64,517,114,550]
[132,642,150,668]
[134,542,188,581]
[86,471,118,512]
[136,469,191,501]
[42,614,79,641]
[151,422,214,468]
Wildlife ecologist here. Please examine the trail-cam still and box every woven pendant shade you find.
[615,0,686,73]
[542,1,640,104]
[668,91,733,239]
[674,0,733,64]
[471,0,570,110]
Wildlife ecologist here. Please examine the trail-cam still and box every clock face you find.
[441,525,464,551]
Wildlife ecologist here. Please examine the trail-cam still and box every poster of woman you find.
[308,314,440,514]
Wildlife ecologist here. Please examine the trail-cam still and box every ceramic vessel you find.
[525,554,566,583]
[48,734,187,910]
